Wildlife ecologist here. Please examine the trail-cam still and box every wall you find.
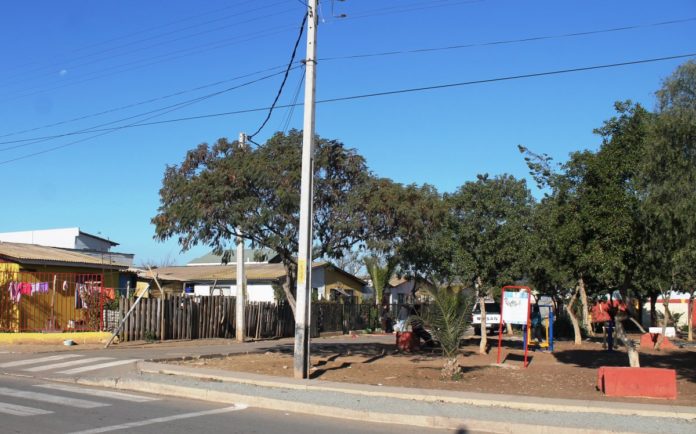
[0,228,79,249]
[323,266,365,302]
[74,234,113,252]
[193,282,276,303]
[642,295,695,327]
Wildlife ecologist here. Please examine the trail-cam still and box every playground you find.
[173,333,696,406]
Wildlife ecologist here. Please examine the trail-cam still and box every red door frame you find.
[497,285,533,367]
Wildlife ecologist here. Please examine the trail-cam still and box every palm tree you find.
[364,256,398,305]
[421,287,475,380]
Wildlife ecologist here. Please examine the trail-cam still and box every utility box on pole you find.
[294,0,318,380]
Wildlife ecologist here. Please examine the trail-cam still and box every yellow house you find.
[0,242,127,332]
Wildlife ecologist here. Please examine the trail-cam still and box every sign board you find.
[502,290,530,325]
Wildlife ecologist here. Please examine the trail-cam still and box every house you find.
[0,227,135,267]
[362,275,435,304]
[0,241,129,332]
[137,261,367,303]
[641,291,696,329]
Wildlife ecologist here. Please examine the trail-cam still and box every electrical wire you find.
[0,1,290,87]
[321,17,696,62]
[2,14,690,139]
[248,13,308,139]
[280,66,307,133]
[0,67,299,150]
[1,52,692,165]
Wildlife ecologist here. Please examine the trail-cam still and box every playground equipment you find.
[497,285,532,367]
[526,304,554,352]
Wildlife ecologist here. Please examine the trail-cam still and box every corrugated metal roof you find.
[0,241,126,268]
[142,262,343,283]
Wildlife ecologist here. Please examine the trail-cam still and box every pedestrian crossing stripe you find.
[0,387,108,408]
[35,384,159,402]
[0,401,53,416]
[0,354,82,368]
[58,359,138,374]
[23,357,114,372]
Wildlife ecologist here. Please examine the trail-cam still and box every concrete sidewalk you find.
[55,359,696,434]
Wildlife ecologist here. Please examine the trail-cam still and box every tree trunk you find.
[479,295,488,354]
[281,263,297,318]
[688,293,694,342]
[506,323,513,335]
[441,357,461,381]
[615,315,640,367]
[578,277,594,337]
[649,293,658,327]
[566,284,582,345]
[655,293,672,351]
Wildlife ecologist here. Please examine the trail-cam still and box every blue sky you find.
[0,0,694,264]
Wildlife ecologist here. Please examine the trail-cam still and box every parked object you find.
[472,300,502,336]
[597,366,677,399]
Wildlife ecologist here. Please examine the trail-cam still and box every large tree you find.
[152,130,370,316]
[446,174,534,354]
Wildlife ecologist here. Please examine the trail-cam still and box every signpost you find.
[497,285,532,367]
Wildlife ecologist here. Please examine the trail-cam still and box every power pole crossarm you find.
[294,0,318,380]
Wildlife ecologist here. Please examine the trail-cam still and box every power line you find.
[0,1,290,87]
[248,13,308,139]
[1,52,692,165]
[321,16,696,62]
[1,25,297,102]
[0,68,298,150]
[2,14,690,139]
[0,64,291,140]
[281,67,307,133]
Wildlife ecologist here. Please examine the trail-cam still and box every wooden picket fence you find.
[115,296,396,342]
[117,296,298,342]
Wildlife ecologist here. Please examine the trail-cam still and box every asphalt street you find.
[0,375,462,434]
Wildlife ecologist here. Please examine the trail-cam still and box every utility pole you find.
[235,132,247,342]
[294,0,318,380]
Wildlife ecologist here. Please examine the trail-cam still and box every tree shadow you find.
[310,362,352,379]
[553,349,696,383]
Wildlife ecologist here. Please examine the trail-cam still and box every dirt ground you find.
[171,335,696,406]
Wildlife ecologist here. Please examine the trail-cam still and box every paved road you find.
[0,375,463,434]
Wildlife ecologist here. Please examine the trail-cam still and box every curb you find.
[68,376,633,434]
[138,362,696,421]
[0,332,111,345]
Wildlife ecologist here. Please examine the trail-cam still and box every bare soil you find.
[171,335,696,407]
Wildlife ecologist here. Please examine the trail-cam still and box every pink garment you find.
[19,282,32,296]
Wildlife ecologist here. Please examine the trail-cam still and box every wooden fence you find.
[115,296,392,342]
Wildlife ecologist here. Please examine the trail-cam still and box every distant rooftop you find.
[188,248,280,266]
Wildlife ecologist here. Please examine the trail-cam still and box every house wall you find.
[0,228,80,249]
[323,266,365,301]
[193,282,276,303]
[642,293,695,327]
[74,234,113,252]
[1,260,122,331]
[388,281,415,304]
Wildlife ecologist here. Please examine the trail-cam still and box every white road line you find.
[0,387,108,408]
[24,357,114,372]
[0,354,82,368]
[35,384,159,402]
[0,401,53,416]
[67,405,248,434]
[58,359,139,374]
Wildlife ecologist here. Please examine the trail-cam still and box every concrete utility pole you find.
[235,132,248,342]
[294,0,318,380]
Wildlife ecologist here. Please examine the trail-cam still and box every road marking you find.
[58,359,138,374]
[35,384,159,402]
[24,357,114,372]
[0,354,82,368]
[0,387,108,408]
[0,401,53,416]
[67,405,248,434]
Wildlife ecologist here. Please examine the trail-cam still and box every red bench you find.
[597,366,677,399]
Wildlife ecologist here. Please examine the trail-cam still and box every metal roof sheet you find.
[0,241,126,268]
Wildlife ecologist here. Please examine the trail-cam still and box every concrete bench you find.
[597,366,677,399]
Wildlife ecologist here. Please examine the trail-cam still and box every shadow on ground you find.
[554,348,696,383]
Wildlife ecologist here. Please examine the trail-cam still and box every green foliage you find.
[421,287,475,359]
[363,255,398,304]
[152,130,371,314]
[445,174,534,295]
